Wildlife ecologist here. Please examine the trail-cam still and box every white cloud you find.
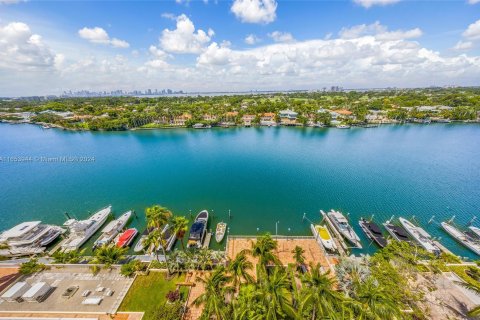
[0,0,24,4]
[353,0,401,8]
[161,13,177,20]
[340,22,422,41]
[78,27,130,48]
[468,0,479,4]
[245,34,261,45]
[453,41,474,51]
[0,22,60,70]
[463,19,480,40]
[268,31,294,43]
[231,0,277,24]
[159,14,214,54]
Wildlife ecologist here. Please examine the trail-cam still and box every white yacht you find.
[468,226,480,239]
[93,210,132,249]
[0,221,65,257]
[399,217,440,255]
[61,206,111,251]
[327,210,362,248]
[442,222,480,256]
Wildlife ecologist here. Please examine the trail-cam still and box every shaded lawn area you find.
[119,271,187,319]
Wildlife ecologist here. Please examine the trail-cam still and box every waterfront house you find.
[223,111,238,122]
[172,113,192,126]
[260,112,277,126]
[366,110,388,123]
[335,109,354,119]
[203,114,216,122]
[242,114,256,126]
[279,109,298,126]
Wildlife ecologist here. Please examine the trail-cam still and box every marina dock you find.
[202,232,212,249]
[320,210,348,256]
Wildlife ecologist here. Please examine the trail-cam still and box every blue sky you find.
[0,0,479,96]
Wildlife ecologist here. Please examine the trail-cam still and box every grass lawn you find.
[119,271,187,319]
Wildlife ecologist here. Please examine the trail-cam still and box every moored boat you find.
[115,228,138,248]
[383,220,412,243]
[359,218,387,248]
[93,211,132,249]
[133,227,153,252]
[441,222,480,256]
[468,226,480,239]
[399,217,440,255]
[336,124,351,129]
[310,224,337,251]
[61,206,111,252]
[187,210,209,249]
[0,221,65,257]
[327,210,362,248]
[215,222,227,243]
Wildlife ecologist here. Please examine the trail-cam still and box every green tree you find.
[250,233,280,275]
[170,216,189,251]
[20,258,46,275]
[90,245,127,268]
[259,267,297,319]
[292,245,305,267]
[228,249,254,288]
[194,265,234,319]
[52,249,86,264]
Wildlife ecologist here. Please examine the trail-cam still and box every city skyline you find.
[1,0,480,96]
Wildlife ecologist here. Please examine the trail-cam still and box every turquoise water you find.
[0,123,479,258]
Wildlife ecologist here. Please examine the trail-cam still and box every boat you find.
[399,217,440,255]
[383,220,412,243]
[336,124,351,129]
[156,224,177,252]
[61,206,111,251]
[468,226,480,239]
[93,211,132,249]
[359,218,387,248]
[327,210,362,248]
[441,222,480,256]
[187,210,209,249]
[0,221,65,257]
[115,228,138,248]
[310,224,337,251]
[133,227,154,252]
[215,222,227,243]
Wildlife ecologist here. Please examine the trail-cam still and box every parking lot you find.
[0,265,134,313]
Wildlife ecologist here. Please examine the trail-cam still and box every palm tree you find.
[299,263,345,320]
[145,205,172,229]
[258,267,297,319]
[90,245,127,268]
[232,284,264,320]
[250,234,280,274]
[143,229,173,274]
[52,249,86,264]
[352,277,402,320]
[292,245,305,267]
[194,265,234,319]
[170,216,189,251]
[228,250,254,288]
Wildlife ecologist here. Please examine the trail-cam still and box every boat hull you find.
[310,224,336,251]
[441,222,480,256]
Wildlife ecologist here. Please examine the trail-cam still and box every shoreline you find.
[1,119,479,133]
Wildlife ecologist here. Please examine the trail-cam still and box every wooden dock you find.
[320,210,348,256]
[434,240,455,256]
[202,232,212,249]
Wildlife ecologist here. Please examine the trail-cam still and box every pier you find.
[202,232,212,249]
[320,210,348,256]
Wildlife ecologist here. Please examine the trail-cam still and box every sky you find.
[0,0,479,96]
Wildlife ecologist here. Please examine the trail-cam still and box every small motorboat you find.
[115,228,138,248]
[187,210,209,249]
[336,124,351,129]
[133,227,153,253]
[215,222,227,243]
[93,211,132,249]
[359,218,387,248]
[310,224,337,251]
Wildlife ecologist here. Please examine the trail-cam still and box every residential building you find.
[172,113,192,126]
[242,114,256,126]
[279,109,298,126]
[203,114,216,122]
[260,112,276,126]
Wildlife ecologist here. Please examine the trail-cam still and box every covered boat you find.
[115,228,138,248]
[310,224,336,251]
[133,227,154,252]
[359,218,387,248]
[215,222,227,243]
[187,210,209,249]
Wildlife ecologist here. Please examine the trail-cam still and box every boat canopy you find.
[189,221,206,240]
